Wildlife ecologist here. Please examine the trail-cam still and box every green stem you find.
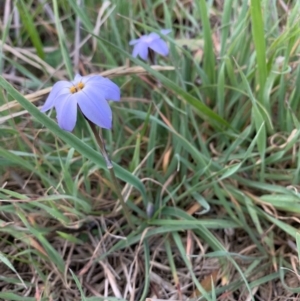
[88,121,135,230]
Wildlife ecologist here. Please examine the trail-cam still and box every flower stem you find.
[88,121,135,230]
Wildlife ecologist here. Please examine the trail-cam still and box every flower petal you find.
[132,42,149,60]
[82,76,120,101]
[74,73,83,82]
[149,39,169,56]
[148,33,160,41]
[41,81,70,112]
[56,94,78,132]
[160,29,171,35]
[129,38,140,45]
[77,89,113,129]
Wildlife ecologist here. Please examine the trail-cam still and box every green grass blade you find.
[250,0,268,105]
[70,269,87,301]
[16,0,45,59]
[52,0,73,78]
[0,252,26,289]
[196,0,216,84]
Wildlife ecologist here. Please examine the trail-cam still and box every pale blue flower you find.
[129,29,171,60]
[41,74,120,131]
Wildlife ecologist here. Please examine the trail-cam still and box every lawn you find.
[1,0,300,300]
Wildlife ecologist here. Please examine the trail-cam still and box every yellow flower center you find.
[69,82,85,94]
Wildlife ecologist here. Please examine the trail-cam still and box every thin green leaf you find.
[16,0,45,59]
[250,0,268,104]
